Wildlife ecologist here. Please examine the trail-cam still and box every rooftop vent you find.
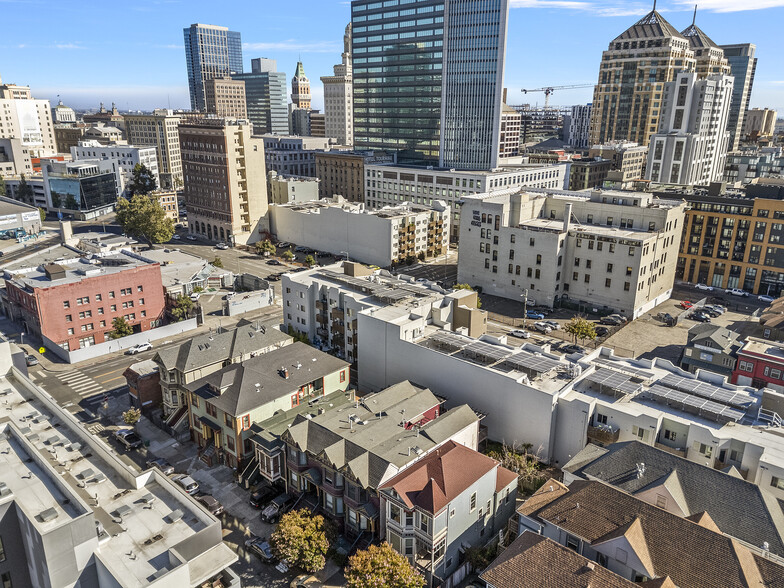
[38,507,59,522]
[0,482,11,498]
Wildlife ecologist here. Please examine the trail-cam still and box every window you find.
[1,572,10,588]
[206,402,217,417]
[67,328,74,335]
[340,370,346,383]
[191,394,199,408]
[242,415,250,430]
[63,300,70,308]
[65,314,72,322]
[738,360,754,372]
[109,291,115,298]
[139,298,145,305]
[419,513,430,533]
[470,492,477,512]
[605,278,612,288]
[95,294,102,301]
[566,535,579,551]
[596,413,608,425]
[227,435,235,452]
[607,263,613,272]
[137,285,143,292]
[110,305,117,312]
[584,275,590,283]
[224,413,234,427]
[98,307,104,315]
[389,503,402,524]
[772,477,784,490]
[0,536,4,562]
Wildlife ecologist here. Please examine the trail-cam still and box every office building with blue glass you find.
[720,43,757,152]
[183,23,243,112]
[232,58,289,135]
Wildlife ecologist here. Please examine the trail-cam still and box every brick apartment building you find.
[4,257,165,352]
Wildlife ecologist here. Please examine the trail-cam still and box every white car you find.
[172,234,181,240]
[695,283,713,291]
[759,294,776,303]
[215,242,229,250]
[126,342,152,355]
[190,292,201,301]
[509,329,530,339]
[726,288,749,297]
[533,321,552,334]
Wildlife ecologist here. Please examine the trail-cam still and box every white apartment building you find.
[270,197,449,267]
[71,140,159,196]
[457,189,686,318]
[564,104,592,149]
[124,109,183,190]
[647,72,734,186]
[262,135,338,177]
[320,23,353,146]
[267,170,320,204]
[364,163,569,242]
[0,79,56,157]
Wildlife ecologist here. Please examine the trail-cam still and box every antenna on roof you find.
[652,0,656,10]
[692,4,697,25]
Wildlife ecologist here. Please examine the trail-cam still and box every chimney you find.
[563,203,573,233]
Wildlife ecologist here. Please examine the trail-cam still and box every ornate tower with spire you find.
[320,23,354,145]
[681,7,731,78]
[588,2,696,146]
[291,61,311,109]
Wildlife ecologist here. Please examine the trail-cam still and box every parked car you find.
[701,307,721,318]
[290,575,322,588]
[688,312,711,323]
[266,273,281,281]
[561,344,585,355]
[726,288,749,297]
[245,537,277,564]
[526,310,545,320]
[277,242,291,248]
[260,493,295,523]
[113,429,143,450]
[172,234,181,240]
[25,354,39,366]
[594,326,610,337]
[695,283,714,291]
[173,475,200,495]
[267,259,282,266]
[509,329,530,339]
[680,301,693,309]
[197,494,224,516]
[215,242,229,250]
[532,321,552,334]
[705,304,726,314]
[544,320,560,330]
[189,292,201,301]
[607,314,628,323]
[250,485,282,509]
[126,342,153,355]
[146,457,175,475]
[599,316,623,326]
[759,294,776,303]
[316,251,332,258]
[186,234,198,241]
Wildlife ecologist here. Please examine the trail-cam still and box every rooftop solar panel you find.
[505,353,561,374]
[465,341,511,361]
[646,384,746,423]
[660,374,753,408]
[592,359,655,381]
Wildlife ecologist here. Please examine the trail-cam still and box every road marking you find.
[93,369,124,379]
[96,375,125,384]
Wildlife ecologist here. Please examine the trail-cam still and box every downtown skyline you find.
[1,0,783,112]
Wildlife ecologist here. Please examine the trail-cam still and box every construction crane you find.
[521,84,594,108]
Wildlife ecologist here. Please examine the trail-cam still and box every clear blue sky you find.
[1,0,782,112]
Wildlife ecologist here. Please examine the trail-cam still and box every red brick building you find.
[732,337,784,391]
[5,257,165,351]
[124,359,162,414]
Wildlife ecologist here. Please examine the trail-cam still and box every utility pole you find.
[521,289,529,329]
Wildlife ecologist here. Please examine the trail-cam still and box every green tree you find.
[304,254,316,267]
[0,175,6,197]
[282,249,295,261]
[50,192,62,208]
[127,163,158,196]
[564,316,597,344]
[17,175,34,204]
[212,256,224,268]
[417,251,425,261]
[171,294,193,321]
[109,316,133,339]
[64,194,79,210]
[116,194,175,247]
[122,407,141,426]
[256,239,276,256]
[345,543,424,588]
[270,510,332,573]
[38,207,46,222]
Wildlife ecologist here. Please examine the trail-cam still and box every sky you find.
[1,0,783,113]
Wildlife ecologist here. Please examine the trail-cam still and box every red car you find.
[680,300,693,309]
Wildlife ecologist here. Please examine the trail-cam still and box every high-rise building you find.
[231,58,289,135]
[309,111,326,137]
[563,103,592,149]
[721,43,757,151]
[744,107,777,141]
[498,104,521,158]
[351,0,507,169]
[204,77,247,118]
[0,75,56,157]
[646,72,734,185]
[589,8,695,147]
[179,119,268,245]
[183,23,243,112]
[320,23,354,145]
[291,61,311,109]
[681,13,730,78]
[124,109,184,190]
[439,0,508,170]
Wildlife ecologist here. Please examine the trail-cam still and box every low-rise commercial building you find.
[262,135,337,178]
[71,140,160,196]
[724,146,784,185]
[0,137,32,176]
[54,123,87,153]
[364,163,569,242]
[185,342,349,469]
[588,140,648,186]
[315,150,393,202]
[123,358,161,414]
[681,323,740,376]
[744,107,778,141]
[568,158,611,190]
[270,197,449,267]
[733,337,784,393]
[153,189,179,221]
[267,171,320,205]
[82,124,124,145]
[128,247,231,298]
[42,159,118,219]
[457,188,686,318]
[0,197,43,237]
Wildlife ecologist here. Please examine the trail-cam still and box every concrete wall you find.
[223,288,274,316]
[42,317,197,364]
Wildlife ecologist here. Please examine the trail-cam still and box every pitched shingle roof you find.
[563,441,784,556]
[480,531,638,588]
[613,10,684,41]
[681,24,719,48]
[519,479,784,587]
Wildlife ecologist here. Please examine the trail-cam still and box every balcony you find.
[316,300,326,311]
[587,424,620,446]
[654,442,687,458]
[331,308,344,321]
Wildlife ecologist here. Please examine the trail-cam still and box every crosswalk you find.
[57,370,105,399]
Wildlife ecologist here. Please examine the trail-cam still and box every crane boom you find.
[521,84,594,107]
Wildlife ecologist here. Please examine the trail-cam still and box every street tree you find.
[564,316,596,344]
[256,239,276,256]
[171,294,193,321]
[17,175,34,204]
[0,175,6,197]
[127,163,158,196]
[282,249,295,261]
[109,317,133,339]
[345,543,425,588]
[64,194,79,210]
[122,407,141,426]
[270,510,332,573]
[38,208,46,222]
[116,194,174,247]
[304,254,316,267]
[212,257,224,268]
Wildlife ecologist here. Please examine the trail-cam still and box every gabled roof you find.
[480,531,638,588]
[613,10,684,42]
[519,479,784,588]
[594,517,656,578]
[379,440,505,515]
[681,24,719,49]
[687,323,739,350]
[563,441,784,557]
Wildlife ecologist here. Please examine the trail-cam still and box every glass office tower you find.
[184,23,244,112]
[720,43,757,152]
[232,58,289,134]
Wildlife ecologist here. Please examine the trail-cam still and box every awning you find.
[301,467,322,485]
[200,416,222,431]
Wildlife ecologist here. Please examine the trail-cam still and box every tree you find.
[212,256,224,268]
[127,163,158,196]
[109,316,133,339]
[17,174,34,204]
[65,194,79,210]
[417,251,425,261]
[171,294,193,321]
[346,543,424,588]
[0,175,6,197]
[564,316,597,344]
[304,254,316,267]
[50,192,62,208]
[282,249,295,261]
[256,239,276,256]
[122,407,141,426]
[270,510,332,573]
[38,207,46,222]
[116,194,175,247]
